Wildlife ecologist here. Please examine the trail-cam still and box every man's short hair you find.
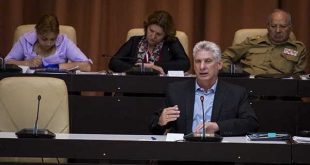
[193,41,221,62]
[267,9,292,25]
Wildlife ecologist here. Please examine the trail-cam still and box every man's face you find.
[267,12,292,45]
[194,50,222,84]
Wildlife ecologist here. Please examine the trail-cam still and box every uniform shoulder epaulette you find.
[247,35,265,44]
[249,35,263,40]
[293,40,306,47]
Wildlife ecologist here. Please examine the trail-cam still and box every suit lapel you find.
[211,81,226,121]
[184,80,195,134]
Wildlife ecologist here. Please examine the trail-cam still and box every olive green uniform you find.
[222,35,307,75]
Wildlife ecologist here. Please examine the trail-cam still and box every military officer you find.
[222,9,307,75]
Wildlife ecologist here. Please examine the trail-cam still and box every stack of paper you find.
[293,136,310,143]
[300,74,310,80]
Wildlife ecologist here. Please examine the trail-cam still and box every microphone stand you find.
[200,96,206,139]
[15,95,55,138]
[137,58,145,73]
[0,56,23,73]
[33,95,41,135]
[0,57,5,70]
[106,54,159,75]
[183,96,223,142]
[124,57,159,76]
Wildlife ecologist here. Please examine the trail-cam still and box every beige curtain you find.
[0,0,309,72]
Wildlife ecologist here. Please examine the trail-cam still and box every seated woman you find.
[5,14,91,72]
[108,10,190,74]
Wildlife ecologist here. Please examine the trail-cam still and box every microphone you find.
[230,63,235,74]
[108,55,159,76]
[33,95,41,135]
[136,58,145,72]
[200,96,206,138]
[219,63,250,77]
[183,95,223,142]
[0,57,5,70]
[0,57,22,73]
[15,95,55,138]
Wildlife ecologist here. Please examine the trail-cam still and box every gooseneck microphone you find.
[136,58,145,72]
[0,57,5,70]
[15,95,55,138]
[200,96,206,138]
[33,95,41,135]
[183,95,223,142]
[109,56,159,75]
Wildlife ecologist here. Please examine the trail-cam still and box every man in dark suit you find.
[150,41,259,136]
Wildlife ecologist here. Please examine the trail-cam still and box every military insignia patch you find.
[283,48,298,56]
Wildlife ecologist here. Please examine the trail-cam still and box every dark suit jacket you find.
[150,79,259,136]
[108,36,190,73]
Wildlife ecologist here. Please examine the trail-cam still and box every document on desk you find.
[300,74,310,80]
[293,136,310,143]
[166,133,184,141]
[75,70,106,75]
[18,65,35,73]
[167,71,184,77]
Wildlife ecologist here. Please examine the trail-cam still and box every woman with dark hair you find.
[5,14,91,71]
[109,10,190,74]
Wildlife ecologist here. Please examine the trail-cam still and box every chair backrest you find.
[232,28,296,45]
[126,28,189,55]
[13,24,77,44]
[0,77,69,133]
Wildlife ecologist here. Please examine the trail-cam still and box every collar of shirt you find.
[24,31,64,47]
[195,80,218,95]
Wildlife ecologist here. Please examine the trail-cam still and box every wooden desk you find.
[71,74,192,93]
[0,72,72,90]
[221,77,298,97]
[67,74,303,135]
[0,73,301,96]
[298,80,310,97]
[0,73,308,135]
[71,74,299,96]
[0,132,291,164]
[292,143,310,164]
